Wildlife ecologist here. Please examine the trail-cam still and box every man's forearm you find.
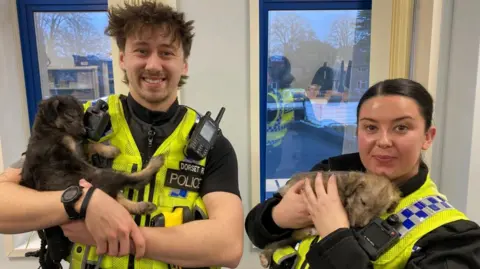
[0,183,69,233]
[0,169,69,233]
[140,219,242,268]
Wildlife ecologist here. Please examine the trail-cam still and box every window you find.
[17,0,112,127]
[260,0,372,201]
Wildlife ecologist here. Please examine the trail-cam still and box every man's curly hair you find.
[105,1,195,87]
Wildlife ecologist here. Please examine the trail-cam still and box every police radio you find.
[184,107,225,161]
[83,99,111,142]
[83,99,112,169]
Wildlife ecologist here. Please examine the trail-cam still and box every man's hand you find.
[61,220,137,256]
[61,220,95,246]
[76,179,146,258]
[272,179,313,229]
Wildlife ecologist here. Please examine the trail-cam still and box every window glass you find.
[264,9,371,199]
[34,11,114,102]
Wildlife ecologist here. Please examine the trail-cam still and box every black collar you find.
[327,153,428,197]
[126,94,179,125]
[396,161,429,197]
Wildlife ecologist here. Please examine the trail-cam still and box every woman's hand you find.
[272,179,313,229]
[302,173,350,238]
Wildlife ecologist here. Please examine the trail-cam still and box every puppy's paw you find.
[91,143,121,159]
[147,155,165,170]
[137,202,157,215]
[259,252,271,268]
[292,227,318,241]
[306,227,318,236]
[103,146,121,158]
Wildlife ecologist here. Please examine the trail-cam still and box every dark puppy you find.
[20,95,164,268]
[259,171,401,268]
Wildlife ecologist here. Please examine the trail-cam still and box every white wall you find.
[0,0,36,268]
[437,0,480,222]
[0,1,31,168]
[176,1,258,268]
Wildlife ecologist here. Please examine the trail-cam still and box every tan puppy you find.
[259,171,401,268]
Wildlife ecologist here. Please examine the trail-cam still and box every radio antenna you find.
[215,107,226,125]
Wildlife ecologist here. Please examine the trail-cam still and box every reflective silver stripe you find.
[80,246,103,269]
[194,205,207,220]
[276,252,297,266]
[412,245,422,253]
[395,195,454,238]
[81,246,90,269]
[94,255,104,269]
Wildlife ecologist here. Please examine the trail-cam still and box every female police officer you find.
[245,78,480,268]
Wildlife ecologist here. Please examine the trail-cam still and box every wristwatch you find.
[61,185,84,220]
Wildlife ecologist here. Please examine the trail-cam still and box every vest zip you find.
[145,127,157,227]
[128,128,156,269]
[147,128,155,149]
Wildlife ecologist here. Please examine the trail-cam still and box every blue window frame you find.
[259,0,372,202]
[17,0,108,127]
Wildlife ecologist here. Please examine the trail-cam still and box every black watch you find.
[61,185,84,220]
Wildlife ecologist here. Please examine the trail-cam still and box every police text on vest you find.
[165,169,202,192]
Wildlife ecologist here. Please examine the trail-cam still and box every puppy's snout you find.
[75,122,86,136]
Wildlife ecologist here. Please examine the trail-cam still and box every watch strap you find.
[80,187,96,219]
[64,203,82,220]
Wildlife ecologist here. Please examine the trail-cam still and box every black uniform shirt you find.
[245,153,480,269]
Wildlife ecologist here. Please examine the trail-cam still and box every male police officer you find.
[265,55,296,178]
[0,2,243,269]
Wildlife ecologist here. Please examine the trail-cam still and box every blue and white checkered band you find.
[395,195,454,238]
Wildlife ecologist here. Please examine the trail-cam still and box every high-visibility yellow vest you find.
[266,89,296,148]
[67,94,220,269]
[271,174,469,269]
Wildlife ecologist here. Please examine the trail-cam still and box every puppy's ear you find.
[341,173,365,197]
[41,99,60,122]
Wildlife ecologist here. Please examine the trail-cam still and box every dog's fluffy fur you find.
[20,95,164,268]
[259,171,401,268]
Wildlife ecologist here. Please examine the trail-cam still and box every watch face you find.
[63,186,79,202]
